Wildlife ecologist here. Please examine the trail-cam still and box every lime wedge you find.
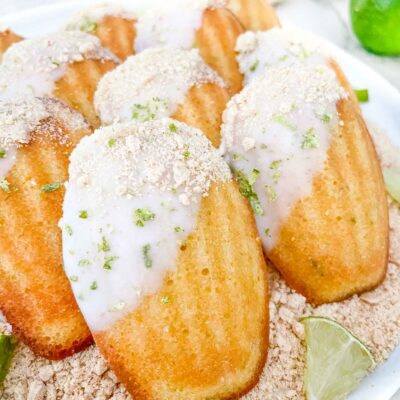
[0,335,17,385]
[301,316,375,400]
[383,167,400,204]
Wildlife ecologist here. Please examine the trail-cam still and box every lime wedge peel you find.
[383,167,400,204]
[0,334,17,385]
[301,316,375,400]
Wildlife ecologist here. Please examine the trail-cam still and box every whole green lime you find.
[351,0,400,55]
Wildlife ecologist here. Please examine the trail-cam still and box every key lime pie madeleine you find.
[62,119,269,399]
[221,61,388,305]
[227,0,281,31]
[0,32,119,127]
[0,96,92,359]
[0,28,23,62]
[95,47,229,147]
[134,0,244,94]
[65,4,136,61]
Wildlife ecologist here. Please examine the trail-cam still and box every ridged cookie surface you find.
[270,62,388,304]
[227,0,281,31]
[96,182,269,400]
[0,30,23,61]
[0,99,92,359]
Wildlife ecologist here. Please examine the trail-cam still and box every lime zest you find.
[0,335,18,385]
[354,89,369,103]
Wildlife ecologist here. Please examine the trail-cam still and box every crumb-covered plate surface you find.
[0,1,399,400]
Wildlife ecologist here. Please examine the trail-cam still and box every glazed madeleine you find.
[0,29,23,61]
[65,4,137,61]
[0,97,93,359]
[62,119,269,400]
[227,0,281,31]
[95,47,231,147]
[0,31,119,127]
[221,28,388,304]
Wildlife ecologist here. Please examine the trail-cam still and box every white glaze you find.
[64,4,136,32]
[221,64,347,250]
[134,0,226,53]
[62,119,230,331]
[0,31,118,101]
[236,27,329,85]
[95,47,224,125]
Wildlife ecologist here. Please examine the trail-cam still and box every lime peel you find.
[0,334,18,385]
[383,167,400,204]
[301,316,375,400]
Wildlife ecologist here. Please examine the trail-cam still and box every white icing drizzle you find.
[62,119,231,331]
[0,31,118,100]
[135,0,226,53]
[236,27,329,85]
[221,64,347,250]
[0,96,88,178]
[64,3,136,33]
[95,47,225,125]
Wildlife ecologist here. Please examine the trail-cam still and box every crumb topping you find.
[0,31,118,99]
[135,0,227,52]
[0,96,88,150]
[69,119,231,204]
[64,4,136,33]
[95,47,225,125]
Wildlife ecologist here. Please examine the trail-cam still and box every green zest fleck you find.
[235,170,264,216]
[142,244,152,268]
[0,179,10,193]
[270,160,282,183]
[321,113,332,124]
[265,228,270,237]
[301,128,319,150]
[250,59,260,72]
[90,281,98,290]
[266,185,277,202]
[134,208,155,227]
[65,225,73,236]
[232,153,246,161]
[174,226,183,233]
[0,149,6,159]
[132,97,168,122]
[108,138,116,148]
[41,182,63,193]
[78,259,90,267]
[80,17,98,33]
[182,145,190,159]
[103,256,119,270]
[260,144,268,150]
[70,276,79,282]
[248,169,260,185]
[161,296,171,304]
[272,114,297,131]
[354,89,369,103]
[98,236,110,252]
[169,123,178,133]
[0,335,17,385]
[79,210,88,219]
[51,61,61,67]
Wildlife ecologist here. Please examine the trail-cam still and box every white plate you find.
[1,1,400,399]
